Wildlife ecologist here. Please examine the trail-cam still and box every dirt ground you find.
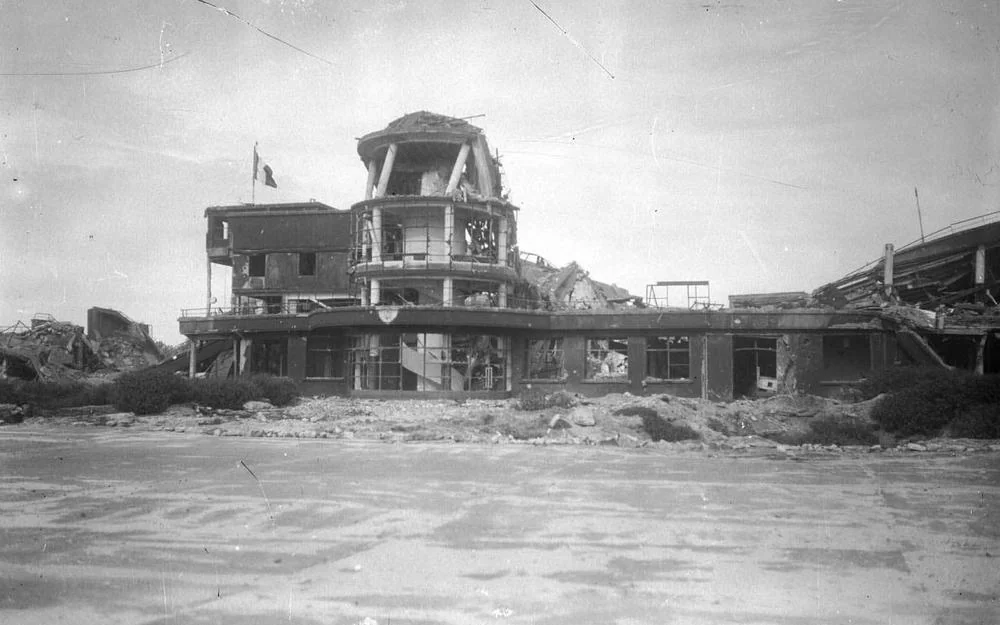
[1,420,998,624]
[18,392,1000,455]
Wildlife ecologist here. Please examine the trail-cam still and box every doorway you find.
[733,336,777,398]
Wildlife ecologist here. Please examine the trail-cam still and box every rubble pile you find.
[0,312,163,381]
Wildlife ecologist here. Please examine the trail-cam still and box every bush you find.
[247,374,299,406]
[189,378,255,409]
[858,366,970,400]
[113,369,189,415]
[949,404,1000,439]
[640,413,700,442]
[0,379,114,410]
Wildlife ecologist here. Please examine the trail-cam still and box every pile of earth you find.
[14,391,999,454]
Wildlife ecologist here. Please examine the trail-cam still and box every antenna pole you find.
[914,187,925,243]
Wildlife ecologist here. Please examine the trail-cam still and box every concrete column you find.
[361,280,370,306]
[444,204,454,263]
[370,279,381,306]
[206,259,212,313]
[976,245,987,304]
[975,334,987,375]
[232,337,240,377]
[701,335,709,399]
[188,338,197,377]
[498,283,508,308]
[365,159,378,200]
[443,277,453,307]
[375,143,398,198]
[497,216,508,266]
[445,143,471,195]
[883,243,894,298]
[371,208,382,263]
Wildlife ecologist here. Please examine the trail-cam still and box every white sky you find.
[2,0,998,343]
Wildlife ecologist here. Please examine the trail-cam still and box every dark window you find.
[646,336,690,380]
[585,338,629,381]
[209,217,225,240]
[382,224,403,260]
[299,252,316,276]
[348,332,507,392]
[306,335,344,378]
[525,338,565,380]
[387,171,422,196]
[250,339,287,376]
[248,254,266,277]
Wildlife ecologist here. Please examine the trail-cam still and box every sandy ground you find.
[1,426,998,625]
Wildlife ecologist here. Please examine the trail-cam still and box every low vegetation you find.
[0,379,113,410]
[1,370,300,416]
[864,367,1000,438]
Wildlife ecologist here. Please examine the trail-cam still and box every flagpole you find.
[252,142,257,205]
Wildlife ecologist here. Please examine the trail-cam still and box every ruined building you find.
[178,111,995,400]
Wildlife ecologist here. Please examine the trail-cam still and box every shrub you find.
[113,369,189,415]
[858,366,970,400]
[189,378,255,409]
[247,374,299,406]
[640,413,700,442]
[949,404,1000,439]
[870,368,977,437]
[0,379,24,405]
[0,379,114,410]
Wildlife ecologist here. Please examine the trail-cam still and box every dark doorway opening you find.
[733,336,777,398]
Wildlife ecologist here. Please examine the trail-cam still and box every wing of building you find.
[178,112,1000,400]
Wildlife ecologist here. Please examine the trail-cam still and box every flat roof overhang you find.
[351,196,519,216]
[204,201,340,218]
[179,307,886,340]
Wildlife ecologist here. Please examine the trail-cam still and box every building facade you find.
[180,112,908,400]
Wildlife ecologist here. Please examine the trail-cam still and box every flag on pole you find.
[253,145,277,188]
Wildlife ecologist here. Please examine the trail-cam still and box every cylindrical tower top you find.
[357,111,504,202]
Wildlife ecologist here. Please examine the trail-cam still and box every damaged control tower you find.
[181,111,915,400]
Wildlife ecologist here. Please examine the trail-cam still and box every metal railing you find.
[179,294,656,319]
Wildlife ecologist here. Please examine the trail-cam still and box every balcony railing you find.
[179,295,644,319]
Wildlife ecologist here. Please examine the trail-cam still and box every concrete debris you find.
[729,292,810,309]
[519,257,636,310]
[568,405,597,426]
[0,309,163,381]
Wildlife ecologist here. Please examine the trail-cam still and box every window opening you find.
[250,339,287,376]
[387,171,422,196]
[585,338,629,381]
[248,254,266,277]
[349,333,507,392]
[382,224,404,261]
[646,336,690,380]
[525,338,565,380]
[306,335,344,378]
[299,252,316,276]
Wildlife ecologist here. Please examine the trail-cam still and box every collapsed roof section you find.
[812,217,1000,312]
[519,254,635,310]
